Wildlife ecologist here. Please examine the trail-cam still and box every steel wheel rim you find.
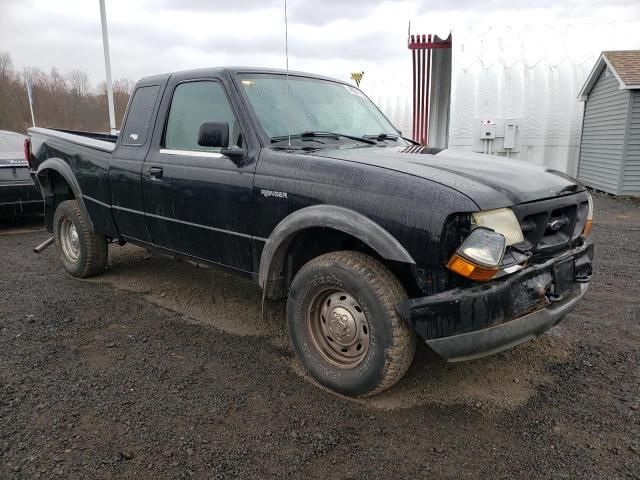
[306,288,370,369]
[60,217,80,263]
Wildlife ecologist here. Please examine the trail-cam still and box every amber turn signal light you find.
[446,253,498,281]
[582,193,594,236]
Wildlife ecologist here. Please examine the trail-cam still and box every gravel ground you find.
[1,194,639,479]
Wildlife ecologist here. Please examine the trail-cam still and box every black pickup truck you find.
[26,67,594,397]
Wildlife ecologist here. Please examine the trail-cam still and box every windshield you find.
[238,73,401,143]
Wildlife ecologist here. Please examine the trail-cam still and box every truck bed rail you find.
[28,127,117,153]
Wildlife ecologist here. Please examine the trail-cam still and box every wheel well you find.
[38,169,75,232]
[264,227,421,300]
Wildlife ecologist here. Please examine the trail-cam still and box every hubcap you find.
[328,307,357,345]
[307,289,370,369]
[60,218,80,262]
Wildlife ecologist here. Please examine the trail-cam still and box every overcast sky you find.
[1,0,639,87]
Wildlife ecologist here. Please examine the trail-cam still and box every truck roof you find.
[138,67,349,86]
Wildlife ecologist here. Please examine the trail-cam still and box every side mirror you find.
[198,121,229,148]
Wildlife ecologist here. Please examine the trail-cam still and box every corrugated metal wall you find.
[622,91,640,195]
[447,25,609,176]
[577,68,629,194]
[361,23,640,176]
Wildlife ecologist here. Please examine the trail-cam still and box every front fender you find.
[258,204,415,289]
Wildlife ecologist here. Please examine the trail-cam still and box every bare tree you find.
[113,78,135,95]
[96,78,134,95]
[23,66,47,87]
[47,67,67,94]
[0,52,134,134]
[95,80,107,96]
[0,51,13,79]
[67,69,90,97]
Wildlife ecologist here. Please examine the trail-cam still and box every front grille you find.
[511,193,589,255]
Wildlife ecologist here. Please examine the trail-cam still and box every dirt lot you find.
[1,194,639,479]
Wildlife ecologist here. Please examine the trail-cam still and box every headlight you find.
[446,227,506,281]
[471,208,524,246]
[582,193,594,236]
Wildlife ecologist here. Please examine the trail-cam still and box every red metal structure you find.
[409,34,452,145]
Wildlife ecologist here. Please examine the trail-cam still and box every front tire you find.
[287,251,416,397]
[53,200,108,278]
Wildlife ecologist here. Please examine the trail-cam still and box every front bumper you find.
[397,241,594,362]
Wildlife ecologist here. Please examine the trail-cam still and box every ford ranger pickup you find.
[26,67,594,397]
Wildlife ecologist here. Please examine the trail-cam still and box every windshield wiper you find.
[364,133,421,145]
[271,131,376,145]
[300,131,376,145]
[271,134,325,145]
[363,133,400,141]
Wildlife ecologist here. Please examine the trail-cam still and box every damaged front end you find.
[397,240,593,361]
[398,190,595,362]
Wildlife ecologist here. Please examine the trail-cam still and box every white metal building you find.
[362,22,640,176]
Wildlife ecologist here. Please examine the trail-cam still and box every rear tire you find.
[53,200,108,278]
[287,251,416,397]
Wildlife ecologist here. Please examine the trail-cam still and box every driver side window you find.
[164,81,237,152]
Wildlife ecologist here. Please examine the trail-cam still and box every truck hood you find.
[309,146,584,209]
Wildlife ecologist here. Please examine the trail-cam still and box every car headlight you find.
[446,227,506,281]
[582,193,594,236]
[471,208,524,246]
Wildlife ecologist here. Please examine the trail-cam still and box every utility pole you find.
[99,0,117,135]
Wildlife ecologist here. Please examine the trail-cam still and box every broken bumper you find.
[397,241,594,362]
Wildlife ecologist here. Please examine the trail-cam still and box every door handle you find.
[149,166,163,180]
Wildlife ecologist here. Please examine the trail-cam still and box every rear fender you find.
[36,158,93,232]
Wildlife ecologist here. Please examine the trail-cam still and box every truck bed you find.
[28,126,119,236]
[29,127,117,153]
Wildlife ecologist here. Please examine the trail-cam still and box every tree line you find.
[0,51,133,135]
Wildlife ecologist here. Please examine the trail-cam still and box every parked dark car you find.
[26,68,594,397]
[0,130,42,217]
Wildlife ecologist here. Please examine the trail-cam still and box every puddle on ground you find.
[93,243,572,412]
[89,244,283,337]
[290,332,570,412]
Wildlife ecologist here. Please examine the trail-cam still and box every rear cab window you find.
[121,85,160,146]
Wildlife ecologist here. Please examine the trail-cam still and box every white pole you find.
[99,0,117,135]
[28,97,36,127]
[26,78,36,127]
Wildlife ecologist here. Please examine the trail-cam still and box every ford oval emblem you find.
[547,219,563,231]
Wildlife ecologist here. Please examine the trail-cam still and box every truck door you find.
[109,81,164,243]
[142,76,257,272]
